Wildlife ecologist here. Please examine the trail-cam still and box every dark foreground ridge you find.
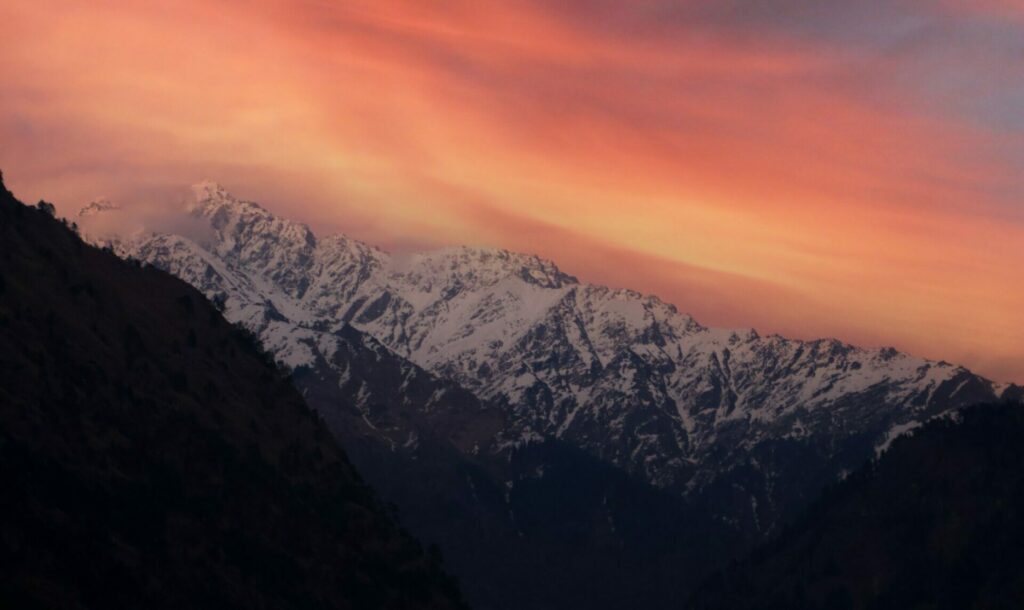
[689,402,1024,610]
[0,173,467,609]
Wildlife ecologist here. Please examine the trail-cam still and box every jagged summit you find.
[395,245,579,291]
[185,182,289,234]
[185,182,578,291]
[75,179,595,298]
[189,179,233,207]
[77,198,120,216]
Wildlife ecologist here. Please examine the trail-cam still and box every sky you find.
[1,0,1022,383]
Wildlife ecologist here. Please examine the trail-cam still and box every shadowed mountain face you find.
[0,176,467,610]
[689,402,1024,610]
[238,257,737,609]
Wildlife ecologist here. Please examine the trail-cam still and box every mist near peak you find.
[74,192,215,247]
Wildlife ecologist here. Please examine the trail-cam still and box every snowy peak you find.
[187,181,283,235]
[188,180,235,211]
[77,198,120,217]
[394,246,578,293]
[181,182,320,299]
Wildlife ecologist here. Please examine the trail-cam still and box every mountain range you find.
[78,180,1020,607]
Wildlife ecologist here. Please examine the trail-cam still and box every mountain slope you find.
[87,185,759,608]
[83,183,1014,539]
[193,244,736,610]
[0,176,466,609]
[689,402,1024,610]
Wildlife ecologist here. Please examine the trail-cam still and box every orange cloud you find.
[1,0,1022,382]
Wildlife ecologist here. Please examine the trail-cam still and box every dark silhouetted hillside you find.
[689,402,1024,610]
[292,307,739,610]
[0,173,466,610]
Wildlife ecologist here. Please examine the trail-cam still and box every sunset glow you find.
[1,0,1022,381]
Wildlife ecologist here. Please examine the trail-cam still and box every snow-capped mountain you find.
[81,182,1015,533]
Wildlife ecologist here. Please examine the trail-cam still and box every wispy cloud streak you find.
[0,0,1021,380]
